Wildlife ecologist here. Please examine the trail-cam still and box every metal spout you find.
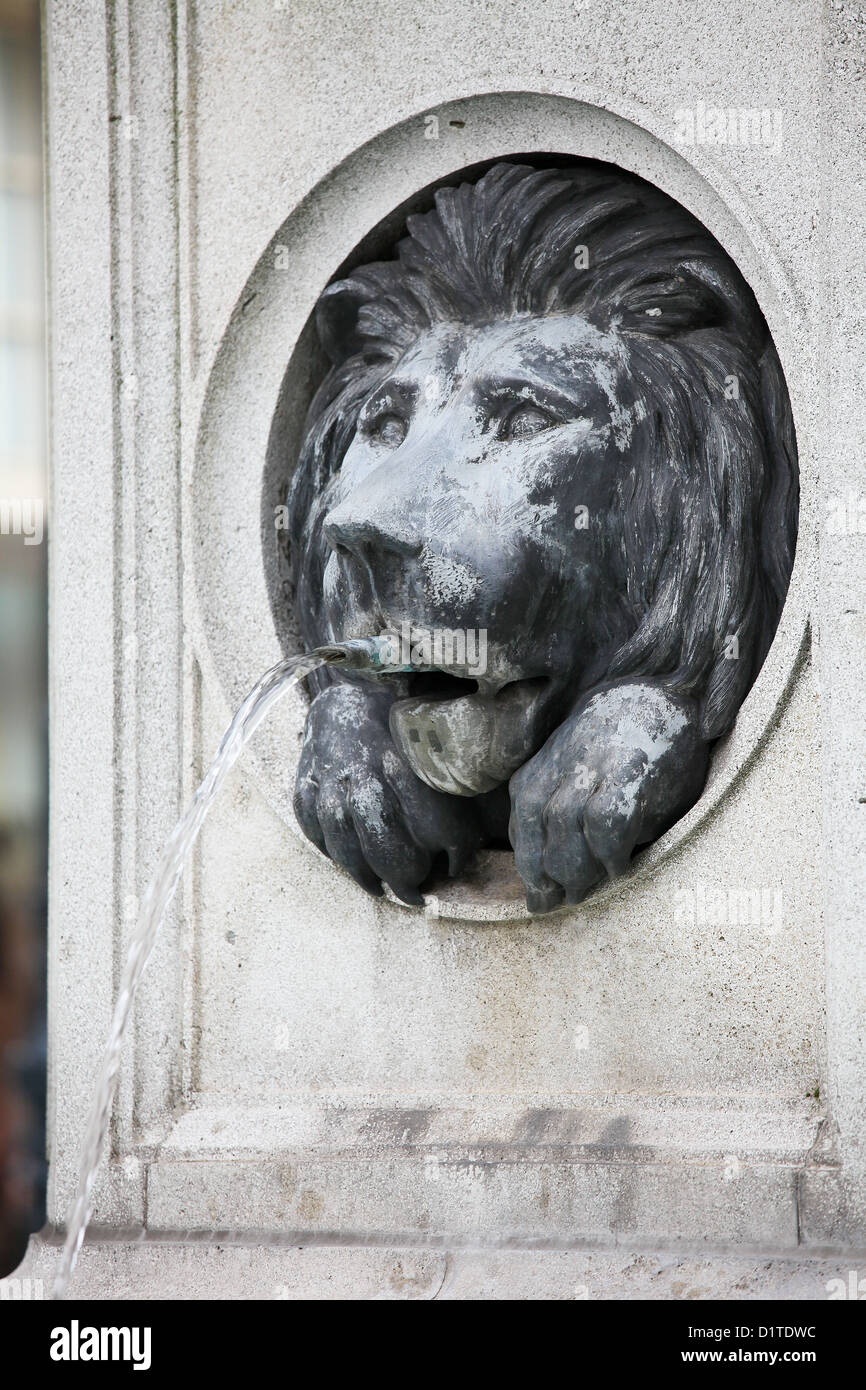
[313,636,434,674]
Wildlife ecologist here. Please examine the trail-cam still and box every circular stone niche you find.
[190,109,806,924]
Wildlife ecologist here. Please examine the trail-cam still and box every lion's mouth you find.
[388,671,555,797]
[403,669,480,700]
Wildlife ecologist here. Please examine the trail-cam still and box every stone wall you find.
[22,0,866,1296]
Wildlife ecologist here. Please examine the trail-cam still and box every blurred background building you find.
[0,0,46,1276]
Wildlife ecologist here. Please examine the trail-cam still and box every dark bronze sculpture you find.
[283,161,798,912]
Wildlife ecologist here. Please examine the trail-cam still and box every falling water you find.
[51,640,396,1300]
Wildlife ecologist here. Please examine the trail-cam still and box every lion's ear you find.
[617,270,730,337]
[316,279,368,364]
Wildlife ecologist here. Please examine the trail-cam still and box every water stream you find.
[51,641,394,1300]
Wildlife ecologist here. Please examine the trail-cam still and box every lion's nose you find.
[323,505,423,561]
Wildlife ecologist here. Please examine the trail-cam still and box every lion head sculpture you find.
[282,160,798,912]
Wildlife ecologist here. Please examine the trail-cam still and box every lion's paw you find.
[294,681,483,905]
[508,682,709,913]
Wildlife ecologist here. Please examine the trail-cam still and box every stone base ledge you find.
[11,1231,866,1301]
[159,1095,825,1163]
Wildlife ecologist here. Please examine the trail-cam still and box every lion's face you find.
[321,313,642,795]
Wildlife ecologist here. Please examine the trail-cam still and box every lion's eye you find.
[501,404,556,441]
[368,413,408,448]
